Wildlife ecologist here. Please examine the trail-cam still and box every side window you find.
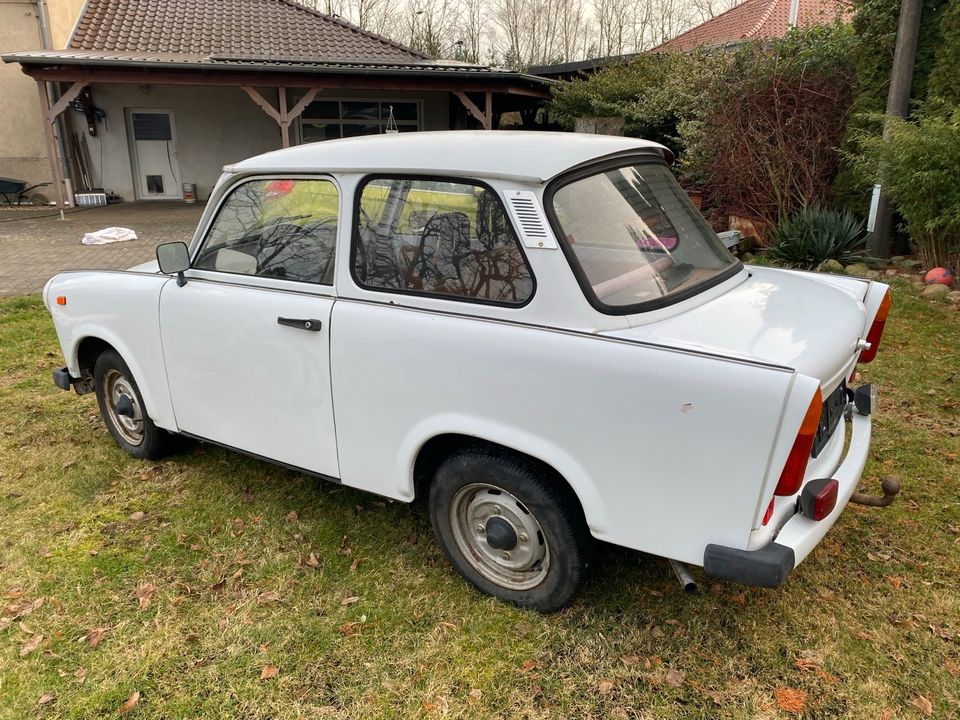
[195,178,338,285]
[353,178,534,305]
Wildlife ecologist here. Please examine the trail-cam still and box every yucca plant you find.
[766,206,871,269]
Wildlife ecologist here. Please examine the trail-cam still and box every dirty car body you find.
[44,132,891,611]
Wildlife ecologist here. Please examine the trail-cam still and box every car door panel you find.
[159,278,339,478]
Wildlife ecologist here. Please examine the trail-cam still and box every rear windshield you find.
[549,162,739,312]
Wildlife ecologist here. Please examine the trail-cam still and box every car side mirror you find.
[156,242,190,286]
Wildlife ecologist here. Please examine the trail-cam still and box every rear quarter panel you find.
[46,271,176,432]
[330,299,798,565]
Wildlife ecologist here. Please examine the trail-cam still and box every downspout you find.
[35,0,73,199]
[787,0,799,27]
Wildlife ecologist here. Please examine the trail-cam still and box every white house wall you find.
[67,84,451,202]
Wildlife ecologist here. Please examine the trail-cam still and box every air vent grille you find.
[503,190,557,249]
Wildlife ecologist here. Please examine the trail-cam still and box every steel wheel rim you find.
[449,482,550,591]
[103,369,144,446]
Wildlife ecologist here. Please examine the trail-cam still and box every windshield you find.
[550,162,739,312]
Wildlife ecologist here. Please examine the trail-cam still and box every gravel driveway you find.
[0,202,205,296]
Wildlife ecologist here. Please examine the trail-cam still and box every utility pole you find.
[869,0,924,258]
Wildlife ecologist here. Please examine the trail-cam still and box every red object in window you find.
[264,179,295,200]
[858,290,890,364]
[774,388,822,496]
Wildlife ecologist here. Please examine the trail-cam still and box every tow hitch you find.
[849,476,900,507]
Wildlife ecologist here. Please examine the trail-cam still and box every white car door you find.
[159,177,341,478]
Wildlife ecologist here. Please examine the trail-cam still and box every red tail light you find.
[858,290,890,364]
[774,388,822,496]
[800,478,839,520]
[761,498,775,526]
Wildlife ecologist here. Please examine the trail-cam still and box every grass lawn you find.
[0,284,957,719]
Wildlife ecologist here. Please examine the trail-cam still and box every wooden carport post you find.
[35,79,88,212]
[453,91,493,130]
[242,86,322,148]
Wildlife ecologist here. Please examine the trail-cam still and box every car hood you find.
[602,267,867,389]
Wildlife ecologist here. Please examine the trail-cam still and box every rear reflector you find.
[774,388,822,496]
[762,498,775,526]
[858,290,890,364]
[799,478,839,521]
[55,296,66,306]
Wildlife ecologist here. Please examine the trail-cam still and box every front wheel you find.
[429,447,592,613]
[93,350,175,460]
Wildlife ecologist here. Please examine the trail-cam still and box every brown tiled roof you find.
[651,0,849,53]
[68,0,430,63]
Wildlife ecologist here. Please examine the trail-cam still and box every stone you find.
[921,284,950,300]
[865,270,883,280]
[947,291,960,304]
[902,259,923,270]
[890,255,906,265]
[912,281,928,291]
[884,268,899,277]
[740,252,755,263]
[819,259,844,273]
[845,263,871,278]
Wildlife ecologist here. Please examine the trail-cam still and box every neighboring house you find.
[528,0,847,79]
[2,0,551,206]
[0,0,85,190]
[649,0,848,53]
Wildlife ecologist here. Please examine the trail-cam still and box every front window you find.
[549,162,739,312]
[194,178,338,285]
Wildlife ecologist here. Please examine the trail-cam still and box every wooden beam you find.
[278,87,289,148]
[287,87,321,123]
[24,66,550,98]
[454,91,489,130]
[485,90,492,130]
[241,86,281,123]
[48,81,89,120]
[35,80,66,209]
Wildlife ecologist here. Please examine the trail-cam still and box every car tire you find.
[93,349,176,460]
[429,446,592,613]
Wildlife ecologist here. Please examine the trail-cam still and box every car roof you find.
[225,131,671,183]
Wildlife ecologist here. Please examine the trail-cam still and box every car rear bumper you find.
[703,400,872,587]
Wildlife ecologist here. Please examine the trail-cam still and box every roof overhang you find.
[2,51,553,97]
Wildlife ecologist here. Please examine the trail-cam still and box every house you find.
[0,0,85,193]
[649,0,847,53]
[2,0,551,207]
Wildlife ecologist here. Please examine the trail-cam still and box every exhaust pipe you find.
[850,476,900,507]
[668,558,698,594]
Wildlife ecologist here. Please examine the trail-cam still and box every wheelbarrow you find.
[0,176,51,206]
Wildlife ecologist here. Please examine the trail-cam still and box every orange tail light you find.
[774,388,822,496]
[858,290,890,364]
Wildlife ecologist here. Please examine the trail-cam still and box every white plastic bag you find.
[81,227,138,245]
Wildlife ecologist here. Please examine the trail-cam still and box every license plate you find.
[812,383,847,458]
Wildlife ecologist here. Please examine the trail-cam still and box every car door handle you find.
[277,317,323,331]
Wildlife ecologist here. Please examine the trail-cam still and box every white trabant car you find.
[45,132,892,611]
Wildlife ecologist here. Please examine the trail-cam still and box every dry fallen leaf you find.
[86,627,107,648]
[467,688,482,701]
[116,690,140,715]
[665,668,686,688]
[597,680,614,695]
[621,655,640,666]
[260,664,278,680]
[285,511,298,522]
[257,591,279,604]
[128,511,145,522]
[886,575,902,589]
[909,695,933,716]
[38,692,55,705]
[135,583,156,610]
[519,659,538,673]
[338,622,360,637]
[20,633,43,657]
[341,596,360,606]
[774,687,807,715]
[305,552,321,569]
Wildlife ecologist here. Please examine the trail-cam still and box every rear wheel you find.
[429,447,591,612]
[93,350,175,460]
